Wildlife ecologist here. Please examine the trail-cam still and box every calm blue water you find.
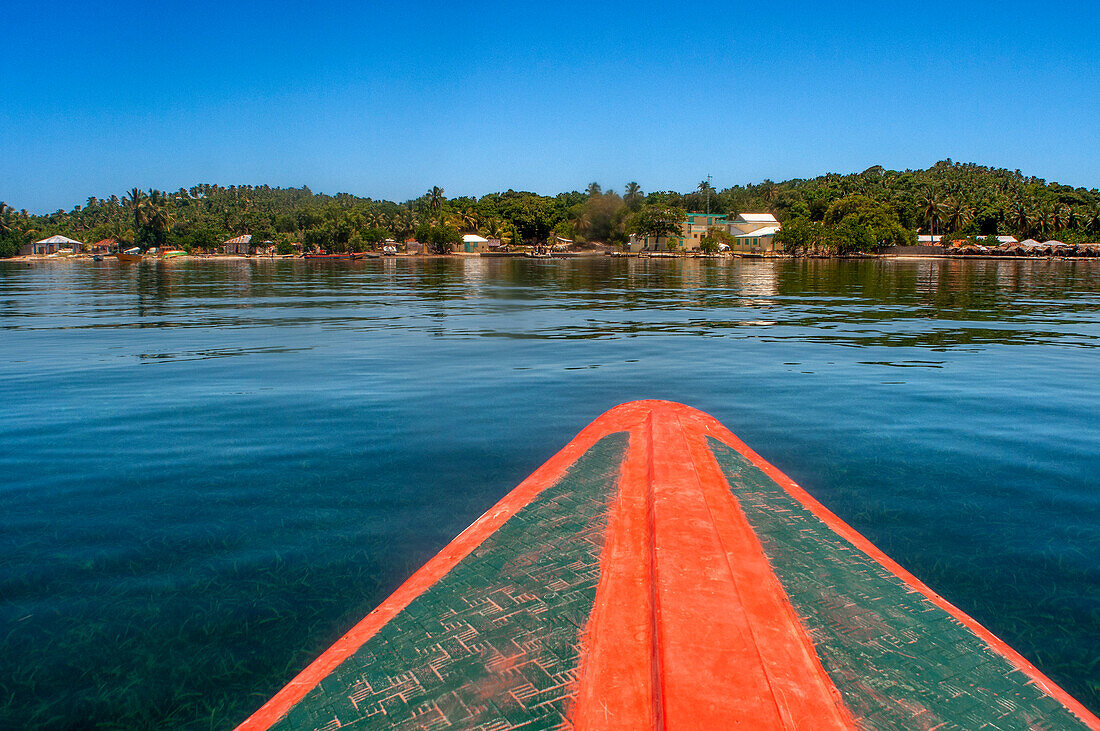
[1,257,1097,727]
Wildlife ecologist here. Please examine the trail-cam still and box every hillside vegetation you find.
[2,160,1098,257]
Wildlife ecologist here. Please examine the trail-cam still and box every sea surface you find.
[1,256,1097,728]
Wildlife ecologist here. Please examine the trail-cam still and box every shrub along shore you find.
[2,160,1097,259]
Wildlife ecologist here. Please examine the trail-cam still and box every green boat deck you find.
[238,401,1098,730]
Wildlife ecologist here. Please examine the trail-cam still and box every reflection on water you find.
[0,257,1098,727]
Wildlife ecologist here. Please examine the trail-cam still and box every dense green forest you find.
[2,160,1098,257]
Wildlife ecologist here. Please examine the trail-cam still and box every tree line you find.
[2,160,1098,258]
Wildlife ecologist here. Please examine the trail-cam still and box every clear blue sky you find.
[3,1,1098,213]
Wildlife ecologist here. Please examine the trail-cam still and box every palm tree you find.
[145,191,174,245]
[1053,204,1076,233]
[393,211,414,238]
[1034,206,1054,240]
[459,205,480,232]
[1012,199,1031,238]
[427,187,445,225]
[624,181,643,209]
[941,198,972,234]
[573,212,592,240]
[124,188,149,231]
[759,180,779,209]
[481,217,513,245]
[0,202,15,235]
[363,210,382,229]
[697,178,715,214]
[1083,205,1100,234]
[586,182,602,198]
[919,188,942,238]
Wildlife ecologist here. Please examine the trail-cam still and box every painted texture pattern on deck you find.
[270,432,629,731]
[708,437,1091,731]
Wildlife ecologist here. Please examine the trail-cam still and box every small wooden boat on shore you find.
[113,251,143,263]
[238,401,1099,730]
[302,252,368,260]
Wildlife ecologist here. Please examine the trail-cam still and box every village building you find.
[628,213,781,253]
[20,234,85,256]
[90,238,121,254]
[223,234,253,255]
[460,234,490,253]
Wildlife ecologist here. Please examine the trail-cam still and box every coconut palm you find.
[572,212,592,240]
[586,182,602,198]
[393,211,414,238]
[919,188,942,236]
[427,187,445,225]
[124,188,149,230]
[0,202,15,235]
[759,180,779,209]
[481,217,513,245]
[1056,204,1076,233]
[941,198,973,234]
[149,208,172,239]
[1083,205,1100,234]
[459,205,480,232]
[624,181,643,209]
[1034,206,1054,240]
[362,210,382,229]
[1012,199,1031,237]
[697,179,715,214]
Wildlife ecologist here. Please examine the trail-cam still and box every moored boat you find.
[113,250,143,263]
[237,401,1099,730]
[302,252,365,260]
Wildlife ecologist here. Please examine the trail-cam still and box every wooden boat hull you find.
[113,252,143,263]
[238,401,1098,730]
[302,253,373,260]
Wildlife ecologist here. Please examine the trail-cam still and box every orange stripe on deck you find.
[574,403,852,729]
[572,413,660,729]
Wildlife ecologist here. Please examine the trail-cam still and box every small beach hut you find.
[461,234,489,253]
[90,238,121,254]
[223,234,253,255]
[25,234,85,255]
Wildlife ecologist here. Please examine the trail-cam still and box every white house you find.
[20,234,85,256]
[461,234,490,253]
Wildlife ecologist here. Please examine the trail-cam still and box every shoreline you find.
[6,252,1100,264]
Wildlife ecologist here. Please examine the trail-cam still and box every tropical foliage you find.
[1,160,1097,257]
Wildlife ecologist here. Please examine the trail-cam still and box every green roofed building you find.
[628,212,780,253]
